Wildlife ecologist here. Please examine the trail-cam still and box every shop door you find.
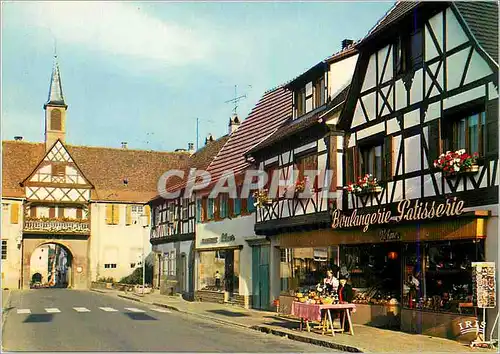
[179,253,186,293]
[252,245,270,310]
[224,250,235,295]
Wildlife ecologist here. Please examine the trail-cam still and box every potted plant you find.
[253,189,273,208]
[433,150,479,177]
[344,174,382,196]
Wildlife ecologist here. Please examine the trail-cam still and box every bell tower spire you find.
[44,51,68,150]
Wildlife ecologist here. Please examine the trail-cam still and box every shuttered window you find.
[486,99,498,155]
[144,205,151,226]
[50,109,62,131]
[427,120,441,168]
[76,208,83,219]
[105,204,120,225]
[57,207,64,218]
[360,144,383,181]
[384,136,394,181]
[125,205,132,225]
[196,199,202,223]
[10,204,19,224]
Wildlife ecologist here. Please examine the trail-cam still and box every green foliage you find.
[98,277,114,283]
[119,264,153,285]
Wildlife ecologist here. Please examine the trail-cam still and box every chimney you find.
[188,142,195,155]
[121,142,128,149]
[14,136,23,141]
[228,114,241,135]
[205,133,215,145]
[341,39,354,50]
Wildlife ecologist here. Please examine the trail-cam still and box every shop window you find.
[395,27,423,74]
[403,240,484,314]
[279,247,340,294]
[198,250,240,294]
[2,240,7,260]
[341,244,401,303]
[444,109,486,156]
[104,264,117,269]
[359,143,383,181]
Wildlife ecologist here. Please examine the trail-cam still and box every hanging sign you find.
[331,198,465,232]
[472,262,496,308]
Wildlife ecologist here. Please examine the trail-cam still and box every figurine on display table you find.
[337,276,353,303]
[323,269,339,294]
[337,275,353,333]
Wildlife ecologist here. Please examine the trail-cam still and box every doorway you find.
[252,245,270,310]
[29,243,73,288]
[179,253,187,293]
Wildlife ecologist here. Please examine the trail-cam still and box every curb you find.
[91,288,366,352]
[250,325,364,353]
[2,290,12,334]
[90,288,107,294]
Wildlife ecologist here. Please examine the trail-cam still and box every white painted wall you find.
[90,203,151,283]
[195,214,255,296]
[328,54,358,98]
[1,199,23,289]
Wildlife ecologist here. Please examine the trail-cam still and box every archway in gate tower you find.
[29,243,73,288]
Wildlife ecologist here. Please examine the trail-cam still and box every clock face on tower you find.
[51,109,62,131]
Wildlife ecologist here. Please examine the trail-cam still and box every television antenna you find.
[225,85,247,115]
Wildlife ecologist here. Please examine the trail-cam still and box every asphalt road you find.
[2,289,339,352]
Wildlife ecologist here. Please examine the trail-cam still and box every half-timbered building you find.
[334,1,499,340]
[193,86,292,309]
[1,56,190,289]
[149,134,229,297]
[246,42,359,311]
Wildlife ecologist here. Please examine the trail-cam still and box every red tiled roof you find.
[205,86,292,185]
[2,140,190,203]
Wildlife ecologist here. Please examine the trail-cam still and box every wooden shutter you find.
[428,119,441,168]
[125,205,132,225]
[346,146,359,183]
[30,206,37,218]
[76,208,83,219]
[58,207,64,218]
[105,204,113,224]
[10,204,19,224]
[144,205,151,226]
[49,207,56,218]
[228,197,234,217]
[384,136,394,181]
[486,99,498,155]
[112,205,120,225]
[201,198,207,222]
[241,198,248,214]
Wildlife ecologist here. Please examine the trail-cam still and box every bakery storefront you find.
[276,197,491,341]
[331,197,490,341]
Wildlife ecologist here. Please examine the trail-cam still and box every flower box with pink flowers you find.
[433,149,479,177]
[344,174,382,196]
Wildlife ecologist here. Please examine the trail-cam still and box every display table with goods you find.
[291,289,356,336]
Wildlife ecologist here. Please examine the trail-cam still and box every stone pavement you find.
[90,288,496,353]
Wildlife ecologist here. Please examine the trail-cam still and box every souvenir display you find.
[472,262,496,308]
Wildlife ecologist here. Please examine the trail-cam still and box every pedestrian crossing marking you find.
[125,307,145,313]
[45,308,61,313]
[17,309,31,314]
[73,307,91,312]
[99,307,118,312]
[151,308,171,313]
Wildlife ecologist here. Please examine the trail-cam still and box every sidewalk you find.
[91,288,495,353]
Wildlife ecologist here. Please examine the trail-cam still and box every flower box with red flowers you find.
[433,150,479,177]
[344,173,382,196]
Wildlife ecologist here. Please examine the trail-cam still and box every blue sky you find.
[2,1,392,152]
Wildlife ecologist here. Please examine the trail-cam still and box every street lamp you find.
[140,214,149,295]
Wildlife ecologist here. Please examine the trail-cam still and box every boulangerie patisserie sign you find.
[472,262,496,308]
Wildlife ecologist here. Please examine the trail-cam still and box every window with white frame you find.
[132,205,144,225]
[2,240,7,260]
[163,251,176,276]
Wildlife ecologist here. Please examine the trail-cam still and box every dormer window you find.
[293,75,326,119]
[395,27,423,74]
